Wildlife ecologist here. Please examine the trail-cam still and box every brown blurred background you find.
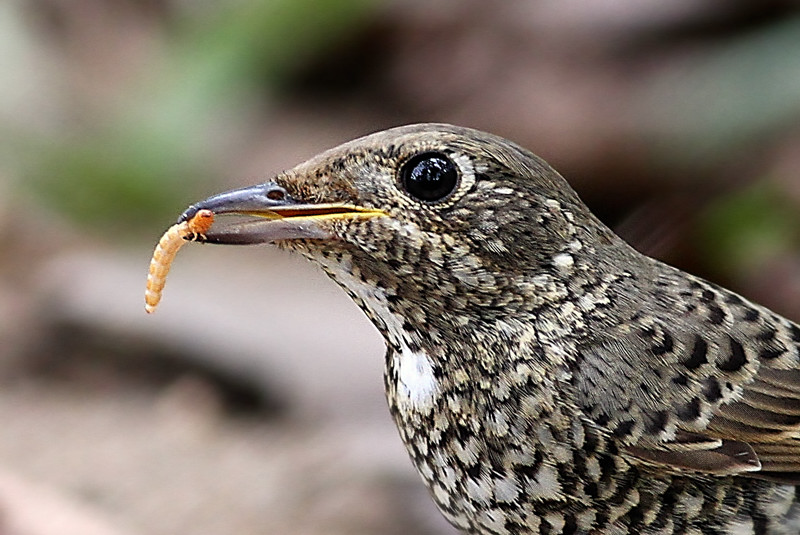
[1,1,800,533]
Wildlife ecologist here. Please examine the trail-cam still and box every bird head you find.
[183,124,618,343]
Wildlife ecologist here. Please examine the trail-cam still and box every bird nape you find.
[150,123,800,534]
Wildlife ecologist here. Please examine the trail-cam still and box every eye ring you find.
[399,152,460,203]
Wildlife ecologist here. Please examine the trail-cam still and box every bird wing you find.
[573,273,800,483]
[705,367,800,483]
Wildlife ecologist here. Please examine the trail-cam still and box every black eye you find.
[400,152,459,202]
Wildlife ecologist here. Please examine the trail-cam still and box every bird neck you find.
[306,233,644,420]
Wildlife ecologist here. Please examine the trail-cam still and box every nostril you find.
[266,188,286,201]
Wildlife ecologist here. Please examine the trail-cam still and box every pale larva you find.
[144,209,214,314]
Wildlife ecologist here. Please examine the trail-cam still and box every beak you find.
[180,182,387,245]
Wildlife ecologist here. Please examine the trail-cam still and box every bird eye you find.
[400,152,459,203]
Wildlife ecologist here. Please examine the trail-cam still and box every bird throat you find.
[393,342,439,411]
[307,249,444,415]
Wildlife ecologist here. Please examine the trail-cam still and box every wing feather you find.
[737,390,800,415]
[574,267,800,483]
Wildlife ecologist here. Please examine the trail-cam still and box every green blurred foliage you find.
[639,15,800,281]
[22,0,376,236]
[644,15,800,168]
[698,181,800,276]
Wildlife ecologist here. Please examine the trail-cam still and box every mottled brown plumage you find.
[177,124,800,534]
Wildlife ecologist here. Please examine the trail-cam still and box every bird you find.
[177,123,800,534]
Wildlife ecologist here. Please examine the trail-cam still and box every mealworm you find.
[144,209,214,314]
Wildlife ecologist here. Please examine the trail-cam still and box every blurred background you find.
[1,0,800,533]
